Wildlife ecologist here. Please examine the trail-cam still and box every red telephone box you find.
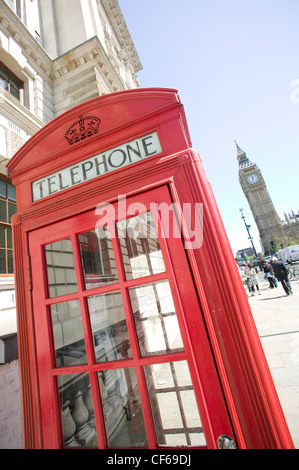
[7,88,294,449]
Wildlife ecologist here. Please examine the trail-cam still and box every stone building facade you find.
[0,0,141,448]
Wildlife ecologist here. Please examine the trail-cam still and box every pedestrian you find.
[269,257,293,296]
[263,262,278,289]
[238,264,249,296]
[243,264,251,292]
[245,263,261,296]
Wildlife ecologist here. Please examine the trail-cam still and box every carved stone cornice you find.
[51,37,139,107]
[101,0,142,73]
[52,36,124,89]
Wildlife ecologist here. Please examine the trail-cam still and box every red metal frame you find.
[28,187,232,448]
[7,88,294,449]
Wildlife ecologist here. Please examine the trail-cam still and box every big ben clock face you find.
[247,174,259,184]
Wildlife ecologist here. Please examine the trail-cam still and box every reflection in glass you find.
[0,250,5,274]
[144,361,206,447]
[50,300,87,367]
[7,182,16,202]
[117,212,165,280]
[6,226,12,248]
[78,227,118,290]
[87,291,132,362]
[0,179,6,198]
[98,368,148,448]
[8,202,17,223]
[45,238,77,297]
[58,373,98,448]
[0,200,6,222]
[7,250,13,273]
[129,280,184,356]
[0,225,4,247]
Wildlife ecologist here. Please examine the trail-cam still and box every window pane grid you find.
[144,361,206,447]
[0,179,16,274]
[0,61,23,101]
[41,206,204,449]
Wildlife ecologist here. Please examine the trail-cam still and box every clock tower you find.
[236,142,284,253]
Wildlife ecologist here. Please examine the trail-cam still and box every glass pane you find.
[7,226,12,248]
[50,300,87,367]
[0,250,5,274]
[7,183,16,202]
[0,77,8,91]
[7,250,13,273]
[9,75,21,89]
[45,238,77,297]
[144,361,206,447]
[8,203,17,223]
[0,180,6,198]
[0,200,7,222]
[87,291,132,362]
[10,86,20,100]
[129,280,184,356]
[58,373,98,448]
[98,367,148,448]
[0,226,5,248]
[117,212,165,280]
[78,227,118,290]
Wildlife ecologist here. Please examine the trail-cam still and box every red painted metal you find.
[7,88,294,449]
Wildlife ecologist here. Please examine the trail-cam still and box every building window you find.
[0,178,17,274]
[5,0,22,19]
[0,62,23,102]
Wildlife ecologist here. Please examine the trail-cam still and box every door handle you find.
[217,434,236,449]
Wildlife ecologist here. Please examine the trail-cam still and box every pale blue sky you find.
[118,0,299,255]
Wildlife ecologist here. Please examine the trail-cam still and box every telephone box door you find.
[29,185,234,449]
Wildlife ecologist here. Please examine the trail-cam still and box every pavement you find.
[247,269,299,449]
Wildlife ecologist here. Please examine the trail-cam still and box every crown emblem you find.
[64,114,101,145]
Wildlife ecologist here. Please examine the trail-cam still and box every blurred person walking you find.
[269,257,293,296]
[263,261,278,289]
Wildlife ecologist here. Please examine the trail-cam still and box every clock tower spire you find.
[236,142,284,254]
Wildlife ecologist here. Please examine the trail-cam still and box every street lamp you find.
[239,208,262,269]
